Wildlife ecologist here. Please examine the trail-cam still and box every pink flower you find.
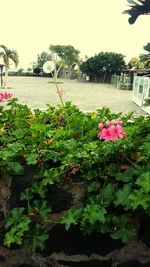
[117,120,123,126]
[111,119,123,126]
[98,123,104,130]
[111,119,117,124]
[56,88,64,95]
[98,128,112,142]
[0,95,3,103]
[109,125,121,141]
[110,125,125,140]
[0,92,12,103]
[98,119,126,142]
[105,121,112,127]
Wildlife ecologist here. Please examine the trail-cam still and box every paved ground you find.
[0,76,145,115]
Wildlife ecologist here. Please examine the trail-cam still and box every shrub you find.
[0,98,150,251]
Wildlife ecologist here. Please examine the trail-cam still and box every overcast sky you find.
[0,0,149,69]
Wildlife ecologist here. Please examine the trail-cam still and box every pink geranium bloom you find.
[98,119,127,142]
[0,95,3,103]
[105,121,112,127]
[111,119,123,126]
[117,120,123,126]
[98,123,104,130]
[99,128,112,142]
[110,125,125,139]
[0,92,12,103]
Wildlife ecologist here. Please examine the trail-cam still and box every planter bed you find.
[0,99,150,266]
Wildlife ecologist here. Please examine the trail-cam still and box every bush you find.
[0,98,150,251]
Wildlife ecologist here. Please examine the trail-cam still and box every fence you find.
[111,74,132,90]
[111,74,150,114]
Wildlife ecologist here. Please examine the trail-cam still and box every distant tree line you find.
[33,45,80,76]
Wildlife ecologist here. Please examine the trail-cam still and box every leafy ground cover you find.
[0,97,150,266]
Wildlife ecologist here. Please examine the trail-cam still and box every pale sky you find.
[1,0,149,69]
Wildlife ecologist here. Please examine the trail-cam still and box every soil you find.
[1,171,150,266]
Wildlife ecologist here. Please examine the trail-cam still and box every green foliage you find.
[114,184,132,210]
[82,203,106,224]
[28,223,49,251]
[101,183,116,206]
[80,52,126,82]
[26,153,39,165]
[4,207,49,251]
[111,216,135,243]
[49,44,80,65]
[33,51,51,74]
[61,208,83,230]
[0,98,150,250]
[4,208,31,247]
[0,45,19,68]
[128,57,144,69]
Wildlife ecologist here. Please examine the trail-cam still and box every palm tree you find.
[0,45,19,88]
[139,43,150,68]
[123,0,150,24]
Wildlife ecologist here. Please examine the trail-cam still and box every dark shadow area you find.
[42,225,123,257]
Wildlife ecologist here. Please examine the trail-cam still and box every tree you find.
[18,68,24,74]
[49,45,80,79]
[139,43,150,68]
[80,52,126,83]
[33,51,51,74]
[128,57,144,69]
[123,0,150,24]
[0,45,19,88]
[49,45,80,65]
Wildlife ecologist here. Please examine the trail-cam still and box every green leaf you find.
[83,203,107,224]
[136,172,150,193]
[4,215,31,247]
[31,183,48,197]
[116,172,132,183]
[116,167,139,183]
[111,225,135,243]
[101,183,116,206]
[26,153,38,165]
[5,208,25,228]
[42,169,60,185]
[0,150,15,160]
[112,214,128,227]
[12,129,25,138]
[7,161,24,175]
[20,188,33,201]
[99,214,112,233]
[61,208,83,230]
[87,182,100,193]
[28,223,49,251]
[104,163,118,176]
[85,169,99,180]
[31,200,51,218]
[7,142,25,153]
[114,184,132,210]
[129,189,150,210]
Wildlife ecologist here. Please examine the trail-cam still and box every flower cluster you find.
[98,119,127,142]
[0,92,12,103]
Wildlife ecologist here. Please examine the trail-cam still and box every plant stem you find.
[52,74,71,132]
[43,219,61,224]
[53,76,65,107]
